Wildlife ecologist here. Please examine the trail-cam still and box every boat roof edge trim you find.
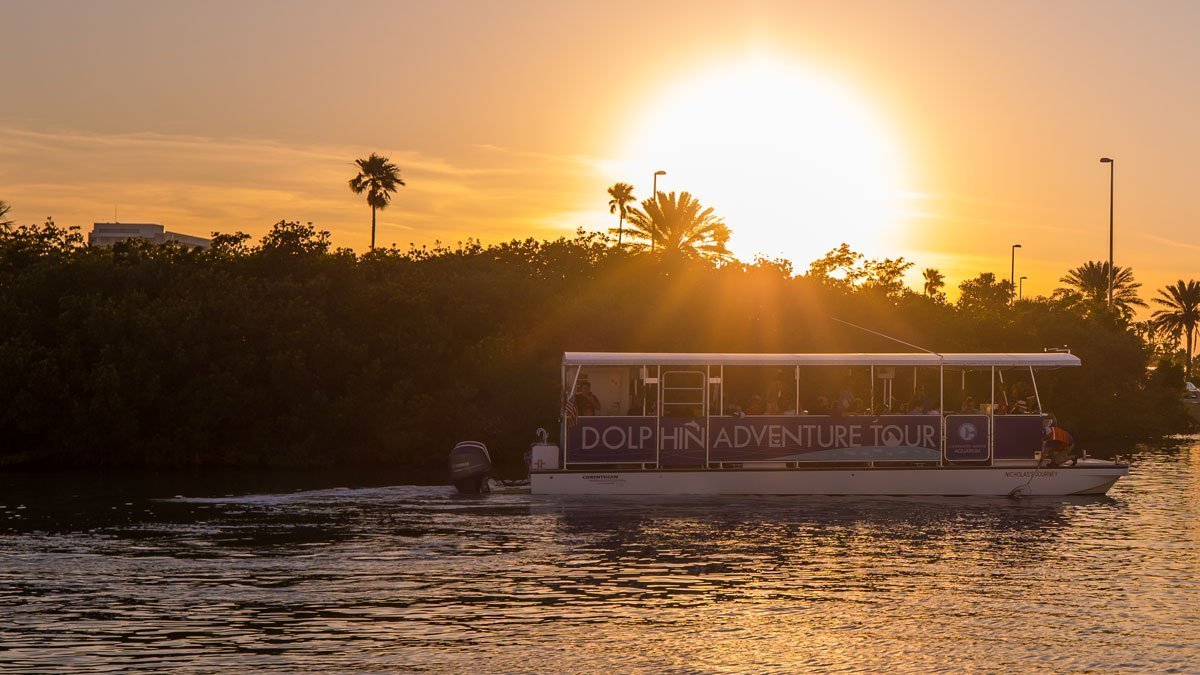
[561,352,1082,368]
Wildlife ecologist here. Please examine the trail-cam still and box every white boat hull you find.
[530,460,1126,496]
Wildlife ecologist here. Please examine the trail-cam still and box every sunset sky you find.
[2,0,1197,299]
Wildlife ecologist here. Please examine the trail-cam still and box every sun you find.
[613,57,910,265]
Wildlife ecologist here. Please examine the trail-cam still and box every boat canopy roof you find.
[563,352,1081,368]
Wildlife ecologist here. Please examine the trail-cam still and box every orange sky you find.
[1,0,1197,301]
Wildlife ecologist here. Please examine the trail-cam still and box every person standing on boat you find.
[573,380,601,417]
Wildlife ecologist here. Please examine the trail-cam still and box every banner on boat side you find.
[993,414,1043,459]
[706,415,941,462]
[565,415,943,463]
[944,414,990,461]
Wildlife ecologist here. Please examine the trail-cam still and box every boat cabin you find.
[559,352,1079,469]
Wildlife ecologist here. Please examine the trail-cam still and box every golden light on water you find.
[612,56,911,264]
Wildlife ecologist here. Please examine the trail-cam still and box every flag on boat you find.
[564,397,578,428]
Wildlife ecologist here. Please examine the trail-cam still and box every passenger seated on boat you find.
[572,380,601,416]
[810,395,832,415]
[915,385,931,411]
[744,394,766,415]
[904,388,929,414]
[899,386,927,414]
[1042,416,1076,467]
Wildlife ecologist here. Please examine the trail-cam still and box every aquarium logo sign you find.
[946,415,989,461]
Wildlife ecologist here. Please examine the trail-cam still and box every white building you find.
[88,222,211,249]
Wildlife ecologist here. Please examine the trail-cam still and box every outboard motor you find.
[449,441,492,494]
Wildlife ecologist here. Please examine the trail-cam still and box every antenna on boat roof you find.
[830,317,941,357]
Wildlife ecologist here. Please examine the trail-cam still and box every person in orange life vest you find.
[1042,416,1076,467]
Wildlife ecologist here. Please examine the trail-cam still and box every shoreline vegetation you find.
[0,190,1196,472]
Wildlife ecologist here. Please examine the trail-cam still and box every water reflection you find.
[0,444,1197,672]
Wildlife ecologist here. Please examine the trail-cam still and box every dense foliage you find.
[0,218,1192,471]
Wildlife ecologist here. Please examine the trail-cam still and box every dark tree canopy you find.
[0,222,1191,471]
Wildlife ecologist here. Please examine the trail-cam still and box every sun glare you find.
[614,57,909,265]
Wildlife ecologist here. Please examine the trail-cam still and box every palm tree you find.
[1058,261,1146,317]
[622,191,732,262]
[0,200,11,228]
[606,182,637,246]
[922,268,945,298]
[1152,280,1200,379]
[348,153,405,251]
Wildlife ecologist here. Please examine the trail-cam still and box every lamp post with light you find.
[1010,244,1022,304]
[1020,275,1027,301]
[651,170,666,253]
[1100,157,1114,308]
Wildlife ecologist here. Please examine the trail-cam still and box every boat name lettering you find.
[581,425,654,451]
[1005,470,1059,478]
[709,422,937,450]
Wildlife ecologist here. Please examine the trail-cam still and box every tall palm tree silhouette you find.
[1058,261,1145,317]
[0,200,12,227]
[622,191,731,262]
[1152,280,1200,379]
[348,153,405,251]
[922,268,945,298]
[607,182,636,246]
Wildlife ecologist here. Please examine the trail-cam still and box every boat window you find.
[722,366,795,415]
[994,368,1040,414]
[797,366,869,415]
[943,367,1042,415]
[570,367,635,416]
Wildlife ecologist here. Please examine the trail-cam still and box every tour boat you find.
[451,352,1128,496]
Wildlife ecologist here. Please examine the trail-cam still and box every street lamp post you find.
[1020,275,1027,301]
[651,170,665,253]
[1100,157,1114,308]
[1010,244,1022,304]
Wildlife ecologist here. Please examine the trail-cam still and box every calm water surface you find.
[2,443,1199,672]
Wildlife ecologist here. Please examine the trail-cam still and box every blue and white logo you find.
[957,422,979,442]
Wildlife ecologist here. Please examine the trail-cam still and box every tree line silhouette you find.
[0,176,1196,471]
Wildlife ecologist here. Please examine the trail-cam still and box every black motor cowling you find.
[449,441,492,494]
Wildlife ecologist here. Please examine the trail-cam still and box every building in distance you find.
[88,222,211,249]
